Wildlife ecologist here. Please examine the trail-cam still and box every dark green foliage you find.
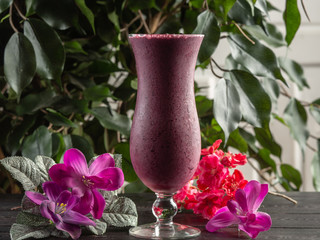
[0,0,318,193]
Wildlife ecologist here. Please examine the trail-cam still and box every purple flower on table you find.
[206,180,272,239]
[48,148,124,219]
[25,181,95,239]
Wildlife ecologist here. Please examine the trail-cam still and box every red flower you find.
[201,139,222,156]
[223,169,248,197]
[221,153,247,168]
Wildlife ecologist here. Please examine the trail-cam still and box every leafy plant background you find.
[0,0,319,193]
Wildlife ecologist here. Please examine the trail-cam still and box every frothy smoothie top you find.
[129,34,204,39]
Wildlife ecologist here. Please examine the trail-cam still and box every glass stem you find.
[152,193,178,227]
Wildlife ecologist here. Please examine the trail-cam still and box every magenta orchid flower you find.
[206,180,272,239]
[48,148,124,219]
[26,181,95,239]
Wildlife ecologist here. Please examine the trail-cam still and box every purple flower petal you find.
[244,180,261,212]
[49,164,81,188]
[240,212,272,239]
[63,148,89,175]
[227,200,240,215]
[235,189,248,212]
[89,153,115,175]
[25,191,47,205]
[43,182,67,202]
[56,221,81,240]
[40,200,60,223]
[72,190,92,215]
[63,210,96,226]
[90,189,106,219]
[95,167,124,191]
[206,206,239,232]
[252,184,268,212]
[55,190,79,212]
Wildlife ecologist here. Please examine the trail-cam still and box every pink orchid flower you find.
[206,180,272,239]
[49,148,124,219]
[26,181,95,239]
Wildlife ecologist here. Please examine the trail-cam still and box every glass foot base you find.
[129,222,201,239]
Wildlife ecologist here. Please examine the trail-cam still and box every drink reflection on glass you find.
[129,34,204,239]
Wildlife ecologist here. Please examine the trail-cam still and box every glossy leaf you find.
[228,0,255,25]
[230,70,271,129]
[21,126,52,161]
[227,129,248,153]
[283,0,301,46]
[212,0,236,21]
[16,89,58,115]
[311,140,320,191]
[283,98,309,154]
[310,99,320,125]
[64,40,87,55]
[0,156,41,191]
[44,108,77,127]
[24,19,65,83]
[193,10,220,63]
[239,128,259,153]
[4,33,36,99]
[254,128,282,158]
[91,107,132,137]
[89,60,121,76]
[115,142,138,182]
[260,77,280,104]
[280,163,302,190]
[255,0,268,16]
[127,0,159,11]
[63,134,95,161]
[84,85,111,102]
[0,0,12,13]
[228,34,286,83]
[279,57,309,90]
[75,0,95,33]
[258,148,277,172]
[34,0,78,30]
[243,23,286,48]
[196,95,213,117]
[213,78,241,142]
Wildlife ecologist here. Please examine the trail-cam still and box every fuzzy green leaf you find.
[34,155,55,184]
[0,156,41,191]
[10,224,51,240]
[102,197,138,227]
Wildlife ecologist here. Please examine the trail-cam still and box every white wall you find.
[195,0,320,191]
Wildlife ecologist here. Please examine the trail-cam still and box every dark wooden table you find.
[1,192,320,239]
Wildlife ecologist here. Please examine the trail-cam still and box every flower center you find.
[82,175,94,188]
[55,202,67,215]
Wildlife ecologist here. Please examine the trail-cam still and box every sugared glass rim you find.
[129,33,204,39]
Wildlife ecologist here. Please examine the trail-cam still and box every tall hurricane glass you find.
[129,34,204,239]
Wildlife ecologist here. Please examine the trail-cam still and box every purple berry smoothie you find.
[129,34,203,193]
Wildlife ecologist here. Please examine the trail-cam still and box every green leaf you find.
[44,108,77,128]
[86,219,107,235]
[34,155,56,184]
[21,195,41,215]
[115,142,138,182]
[254,128,281,158]
[230,70,271,128]
[24,19,65,83]
[213,0,236,21]
[10,224,51,240]
[63,134,95,161]
[255,0,268,15]
[4,33,36,99]
[84,85,111,102]
[34,0,78,30]
[283,98,309,154]
[16,212,49,227]
[16,89,58,115]
[213,79,241,142]
[310,99,320,125]
[260,77,280,104]
[258,148,277,172]
[196,95,213,117]
[127,0,159,11]
[239,128,258,153]
[124,179,148,193]
[91,107,132,137]
[243,23,286,48]
[228,0,255,25]
[227,129,248,153]
[7,116,35,155]
[228,34,286,83]
[89,60,121,76]
[279,57,309,90]
[21,126,53,160]
[0,156,41,191]
[283,0,301,46]
[280,163,302,190]
[193,10,220,63]
[311,140,320,191]
[64,40,87,55]
[0,0,12,13]
[75,0,95,33]
[102,197,138,227]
